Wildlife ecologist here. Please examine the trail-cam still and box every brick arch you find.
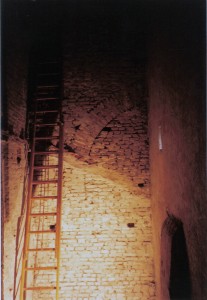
[87,107,149,184]
[62,45,146,160]
[62,100,149,188]
[63,93,138,157]
[88,106,139,156]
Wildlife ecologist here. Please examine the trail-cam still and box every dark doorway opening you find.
[169,224,191,300]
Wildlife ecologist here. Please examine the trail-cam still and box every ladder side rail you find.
[55,57,64,300]
[14,247,24,300]
[55,119,64,300]
[14,143,30,300]
[20,102,38,300]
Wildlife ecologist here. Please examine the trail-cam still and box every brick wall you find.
[3,1,206,299]
[62,8,149,190]
[2,138,28,300]
[57,1,155,298]
[59,159,155,300]
[22,151,155,300]
[2,2,31,299]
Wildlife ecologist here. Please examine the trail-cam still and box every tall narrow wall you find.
[1,140,27,300]
[2,2,30,299]
[148,1,206,299]
[59,1,155,298]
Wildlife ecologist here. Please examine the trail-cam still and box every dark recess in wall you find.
[169,224,191,299]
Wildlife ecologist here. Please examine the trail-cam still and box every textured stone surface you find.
[2,2,155,296]
[59,158,155,300]
[62,7,150,190]
[2,1,206,300]
[2,138,27,300]
[2,3,30,298]
[148,1,206,299]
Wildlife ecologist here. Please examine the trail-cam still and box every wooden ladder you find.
[20,53,63,300]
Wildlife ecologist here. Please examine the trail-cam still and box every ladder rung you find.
[29,230,56,234]
[28,248,55,252]
[24,286,56,291]
[26,266,57,271]
[34,136,59,140]
[30,212,57,217]
[35,110,59,113]
[34,165,59,169]
[32,180,58,185]
[36,97,59,101]
[31,196,57,200]
[34,151,59,155]
[35,123,59,127]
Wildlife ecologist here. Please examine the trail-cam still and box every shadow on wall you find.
[160,214,191,300]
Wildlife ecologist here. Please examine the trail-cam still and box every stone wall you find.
[2,138,28,300]
[59,1,155,298]
[2,0,206,299]
[62,0,149,191]
[148,1,206,299]
[59,157,155,300]
[2,2,31,299]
